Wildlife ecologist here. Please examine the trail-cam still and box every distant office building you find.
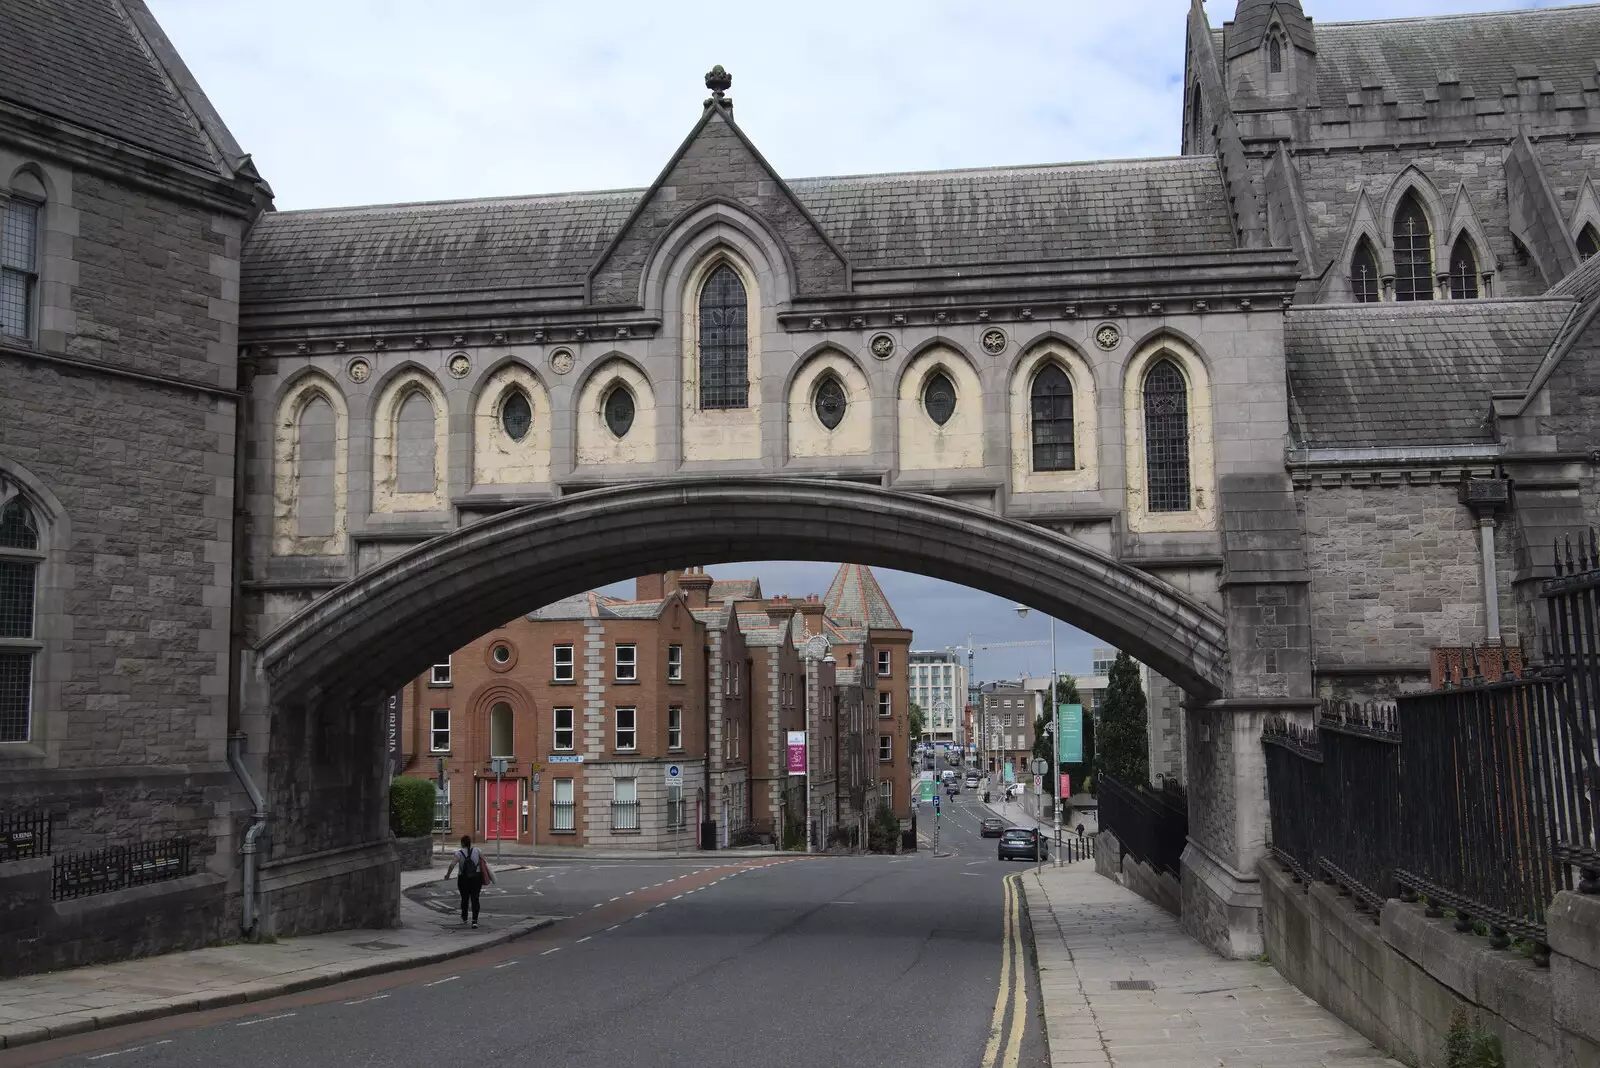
[978,684,1042,779]
[909,649,967,746]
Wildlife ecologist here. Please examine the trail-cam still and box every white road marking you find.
[607,924,621,931]
[492,962,518,969]
[423,976,459,987]
[541,947,562,955]
[237,1013,297,1026]
[343,993,393,1004]
[609,896,620,902]
[87,1040,172,1060]
[577,935,592,943]
[672,894,683,900]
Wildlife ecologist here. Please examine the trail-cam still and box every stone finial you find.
[705,64,732,97]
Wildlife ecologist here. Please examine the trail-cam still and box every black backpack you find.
[459,848,479,879]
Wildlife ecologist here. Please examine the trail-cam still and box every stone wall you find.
[1094,829,1181,916]
[393,834,432,871]
[1262,859,1600,1068]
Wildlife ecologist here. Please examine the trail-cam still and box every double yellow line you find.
[980,872,1028,1068]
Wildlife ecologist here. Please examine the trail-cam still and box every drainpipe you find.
[227,731,268,936]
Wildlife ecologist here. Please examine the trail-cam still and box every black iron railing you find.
[1544,531,1600,897]
[1060,833,1097,864]
[1098,773,1187,876]
[51,839,191,901]
[1,809,50,863]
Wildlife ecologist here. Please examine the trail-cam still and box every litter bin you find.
[700,820,717,850]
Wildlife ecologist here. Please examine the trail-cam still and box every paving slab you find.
[1022,862,1406,1068]
[0,868,553,1051]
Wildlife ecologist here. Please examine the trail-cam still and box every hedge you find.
[390,777,437,838]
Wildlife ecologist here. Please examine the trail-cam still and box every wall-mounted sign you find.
[385,694,402,777]
[548,755,584,764]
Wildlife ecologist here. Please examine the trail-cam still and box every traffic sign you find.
[1032,758,1050,776]
[490,757,510,775]
[665,763,683,786]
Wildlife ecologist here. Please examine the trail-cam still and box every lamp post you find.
[1015,604,1061,865]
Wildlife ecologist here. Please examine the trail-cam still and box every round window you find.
[604,385,635,438]
[923,371,957,426]
[814,376,846,430]
[492,643,511,664]
[501,390,532,442]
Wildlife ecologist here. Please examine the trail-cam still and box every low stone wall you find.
[256,840,400,938]
[1262,858,1600,1067]
[0,858,228,979]
[1094,829,1181,915]
[393,835,433,871]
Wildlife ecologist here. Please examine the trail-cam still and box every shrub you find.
[390,777,437,838]
[1446,1011,1504,1068]
[868,800,900,853]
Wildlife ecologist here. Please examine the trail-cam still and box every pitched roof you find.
[1312,5,1600,106]
[0,0,224,171]
[710,578,762,602]
[1225,0,1315,59]
[1285,299,1576,448]
[240,156,1236,304]
[822,564,903,629]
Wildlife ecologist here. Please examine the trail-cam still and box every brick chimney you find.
[796,593,826,635]
[635,569,683,602]
[679,566,713,609]
[766,595,797,630]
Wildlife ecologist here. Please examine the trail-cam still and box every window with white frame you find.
[430,657,451,685]
[553,644,574,682]
[877,649,891,676]
[667,783,685,828]
[1,196,39,341]
[668,644,682,681]
[878,691,892,717]
[553,707,574,751]
[0,494,41,743]
[615,707,636,751]
[878,781,892,808]
[615,644,636,681]
[433,778,452,831]
[613,776,639,830]
[551,777,575,832]
[878,734,892,761]
[429,708,450,752]
[668,706,682,750]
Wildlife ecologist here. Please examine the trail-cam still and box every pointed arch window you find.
[1190,89,1205,152]
[1351,238,1381,303]
[603,384,636,439]
[1029,363,1075,472]
[296,394,338,539]
[1448,235,1480,299]
[922,371,957,426]
[1268,35,1283,73]
[500,388,532,442]
[698,264,749,410]
[1579,224,1600,262]
[1393,192,1434,301]
[0,493,40,742]
[814,374,846,430]
[1143,359,1191,513]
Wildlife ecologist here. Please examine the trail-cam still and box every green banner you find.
[1058,703,1084,764]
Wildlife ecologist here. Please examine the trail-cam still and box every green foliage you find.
[389,776,437,838]
[1033,676,1093,797]
[1096,652,1149,786]
[908,702,925,747]
[1446,1012,1504,1068]
[867,799,900,853]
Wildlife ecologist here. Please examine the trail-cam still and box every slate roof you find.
[1313,5,1600,105]
[0,0,219,170]
[240,157,1235,304]
[823,564,903,629]
[1225,0,1315,59]
[1285,299,1576,448]
[710,579,763,603]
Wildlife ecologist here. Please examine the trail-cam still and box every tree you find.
[907,701,925,747]
[1096,651,1149,786]
[1033,677,1087,798]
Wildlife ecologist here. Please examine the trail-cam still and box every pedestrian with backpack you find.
[443,834,492,928]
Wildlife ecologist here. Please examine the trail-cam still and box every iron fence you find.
[1544,531,1600,897]
[1059,833,1097,864]
[51,839,191,901]
[1098,773,1188,876]
[1,808,49,863]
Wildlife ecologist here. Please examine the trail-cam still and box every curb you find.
[0,916,555,1051]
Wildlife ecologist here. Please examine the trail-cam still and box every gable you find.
[586,104,850,306]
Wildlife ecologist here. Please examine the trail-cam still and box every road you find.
[17,790,1048,1068]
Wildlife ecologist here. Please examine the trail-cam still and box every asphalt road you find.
[20,792,1048,1068]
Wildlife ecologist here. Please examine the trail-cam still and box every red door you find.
[484,780,519,840]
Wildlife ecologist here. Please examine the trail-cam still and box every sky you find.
[147,0,1551,681]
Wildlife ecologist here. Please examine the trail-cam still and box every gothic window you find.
[813,374,846,430]
[603,384,635,438]
[0,494,40,743]
[1448,235,1480,299]
[922,371,957,426]
[296,395,338,539]
[1351,238,1381,303]
[698,264,748,409]
[1579,224,1600,262]
[1190,88,1205,152]
[1392,192,1434,301]
[394,389,437,493]
[1268,35,1283,73]
[1029,363,1075,472]
[1143,359,1191,513]
[500,388,532,442]
[1,197,38,340]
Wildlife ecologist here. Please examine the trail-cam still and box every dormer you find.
[1224,0,1317,110]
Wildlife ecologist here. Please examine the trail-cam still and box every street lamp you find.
[1016,603,1062,865]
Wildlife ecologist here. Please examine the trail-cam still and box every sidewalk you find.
[443,842,785,862]
[0,869,554,1051]
[1022,862,1404,1067]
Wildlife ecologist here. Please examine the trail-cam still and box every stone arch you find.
[257,478,1230,710]
[897,343,984,472]
[0,457,69,755]
[472,360,552,487]
[1008,338,1098,495]
[5,162,50,201]
[371,366,448,514]
[636,197,796,315]
[468,678,535,761]
[1442,183,1495,297]
[575,356,657,467]
[1381,166,1448,296]
[1122,333,1217,534]
[1569,175,1600,259]
[786,346,870,460]
[271,372,349,557]
[1320,189,1387,303]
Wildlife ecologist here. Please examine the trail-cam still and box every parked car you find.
[998,827,1048,862]
[980,816,1006,838]
[964,774,980,788]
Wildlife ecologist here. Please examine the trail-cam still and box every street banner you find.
[1003,762,1015,783]
[1058,703,1084,764]
[786,730,806,775]
[918,780,936,801]
[1060,773,1072,799]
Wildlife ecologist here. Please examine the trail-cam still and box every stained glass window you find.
[1268,36,1283,73]
[923,372,957,426]
[501,389,532,442]
[1393,193,1434,302]
[698,265,748,409]
[1448,236,1479,299]
[814,375,846,430]
[604,385,635,438]
[1144,360,1191,513]
[1030,364,1075,472]
[1352,239,1381,303]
